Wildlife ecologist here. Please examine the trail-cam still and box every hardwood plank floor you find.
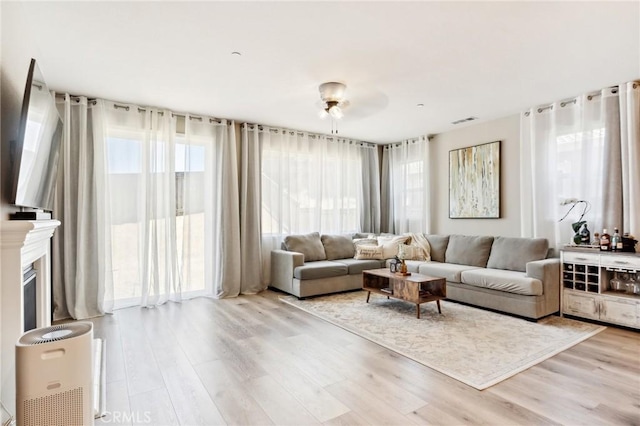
[91,290,640,426]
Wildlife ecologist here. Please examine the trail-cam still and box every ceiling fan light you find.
[318,109,329,119]
[329,105,343,119]
[319,82,347,102]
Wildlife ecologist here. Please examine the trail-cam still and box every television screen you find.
[11,59,62,212]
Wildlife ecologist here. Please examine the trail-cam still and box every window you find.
[261,135,363,235]
[106,135,208,306]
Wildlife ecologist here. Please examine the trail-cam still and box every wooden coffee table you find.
[362,268,446,319]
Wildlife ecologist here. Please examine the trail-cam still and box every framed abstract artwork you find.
[449,141,500,219]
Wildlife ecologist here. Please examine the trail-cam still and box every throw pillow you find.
[377,235,410,259]
[353,237,378,246]
[321,234,356,260]
[354,244,384,260]
[397,243,425,261]
[283,232,326,262]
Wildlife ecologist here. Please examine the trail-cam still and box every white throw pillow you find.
[377,235,410,259]
[353,237,378,247]
[354,244,384,260]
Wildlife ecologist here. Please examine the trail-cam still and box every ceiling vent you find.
[452,116,478,125]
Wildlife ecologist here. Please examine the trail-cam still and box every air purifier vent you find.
[23,387,84,426]
[18,323,92,345]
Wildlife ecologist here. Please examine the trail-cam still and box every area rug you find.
[280,291,605,390]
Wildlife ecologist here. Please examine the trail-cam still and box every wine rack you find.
[561,249,640,329]
[562,253,600,293]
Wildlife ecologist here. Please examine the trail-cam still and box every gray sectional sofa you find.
[270,232,560,320]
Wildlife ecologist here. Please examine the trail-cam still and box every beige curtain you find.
[620,82,640,245]
[239,127,265,293]
[52,95,114,320]
[212,121,242,297]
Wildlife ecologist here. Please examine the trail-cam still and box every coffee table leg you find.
[366,291,371,303]
[416,304,420,319]
[437,300,442,314]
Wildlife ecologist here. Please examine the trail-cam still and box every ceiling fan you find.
[318,82,350,120]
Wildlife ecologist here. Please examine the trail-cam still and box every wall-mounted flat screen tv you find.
[9,58,63,214]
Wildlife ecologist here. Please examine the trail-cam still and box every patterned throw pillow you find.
[397,243,426,261]
[377,235,410,259]
[354,245,384,260]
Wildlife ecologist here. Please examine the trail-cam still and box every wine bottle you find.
[612,228,623,251]
[600,229,611,251]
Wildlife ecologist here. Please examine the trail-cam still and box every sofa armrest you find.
[526,258,559,282]
[270,249,304,294]
[526,258,560,313]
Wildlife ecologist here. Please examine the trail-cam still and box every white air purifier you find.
[16,322,94,426]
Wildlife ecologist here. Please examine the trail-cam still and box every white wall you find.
[0,2,43,414]
[429,114,521,237]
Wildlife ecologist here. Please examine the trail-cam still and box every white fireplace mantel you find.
[0,219,60,414]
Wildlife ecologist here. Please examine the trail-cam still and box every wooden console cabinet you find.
[561,249,640,329]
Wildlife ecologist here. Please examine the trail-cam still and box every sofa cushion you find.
[460,268,543,296]
[425,235,449,263]
[293,261,347,280]
[487,237,549,272]
[284,232,326,262]
[377,235,410,259]
[321,234,356,260]
[402,260,424,273]
[354,245,384,260]
[418,262,480,283]
[334,258,385,274]
[445,235,494,267]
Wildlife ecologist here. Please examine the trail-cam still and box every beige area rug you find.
[280,291,605,390]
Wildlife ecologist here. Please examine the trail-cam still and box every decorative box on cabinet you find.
[561,249,640,329]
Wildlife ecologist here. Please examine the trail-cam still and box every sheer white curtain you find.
[53,95,113,319]
[381,136,431,234]
[99,102,241,306]
[521,81,640,252]
[248,125,376,283]
[100,101,182,307]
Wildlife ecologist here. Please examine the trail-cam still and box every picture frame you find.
[449,140,501,219]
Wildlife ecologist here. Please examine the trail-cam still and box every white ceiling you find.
[5,1,640,143]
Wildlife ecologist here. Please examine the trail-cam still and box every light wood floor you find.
[89,290,640,426]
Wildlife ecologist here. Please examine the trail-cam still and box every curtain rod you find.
[242,123,377,147]
[55,94,225,124]
[384,136,430,149]
[112,103,222,123]
[525,86,622,116]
